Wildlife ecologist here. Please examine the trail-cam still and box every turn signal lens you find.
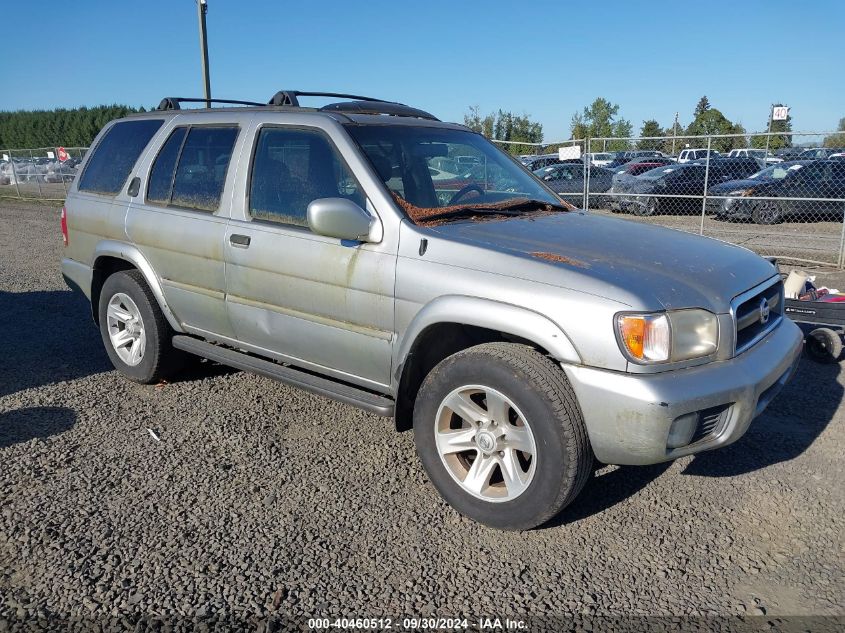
[617,314,670,362]
[616,309,719,364]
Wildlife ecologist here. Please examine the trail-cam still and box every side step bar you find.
[172,335,395,417]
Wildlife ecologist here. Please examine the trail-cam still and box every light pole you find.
[197,0,211,107]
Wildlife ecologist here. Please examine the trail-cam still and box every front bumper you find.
[562,317,804,465]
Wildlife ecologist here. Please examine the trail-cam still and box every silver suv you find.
[61,91,803,530]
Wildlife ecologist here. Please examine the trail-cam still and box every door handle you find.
[230,234,251,248]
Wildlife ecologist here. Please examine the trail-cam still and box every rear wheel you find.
[413,343,592,530]
[98,270,186,383]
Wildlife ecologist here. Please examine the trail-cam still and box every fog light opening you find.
[667,412,699,449]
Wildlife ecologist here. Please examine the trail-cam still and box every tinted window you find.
[147,127,188,204]
[170,126,238,211]
[248,127,364,227]
[78,119,163,195]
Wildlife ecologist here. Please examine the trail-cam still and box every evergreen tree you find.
[694,96,711,119]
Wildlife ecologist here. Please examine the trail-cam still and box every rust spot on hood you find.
[391,192,574,227]
[530,251,590,268]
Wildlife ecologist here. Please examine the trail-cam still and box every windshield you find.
[749,163,804,180]
[345,125,562,223]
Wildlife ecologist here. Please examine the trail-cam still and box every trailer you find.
[784,297,845,363]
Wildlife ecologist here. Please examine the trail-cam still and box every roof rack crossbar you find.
[268,90,396,107]
[157,97,266,111]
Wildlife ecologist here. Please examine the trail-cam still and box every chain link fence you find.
[0,146,88,201]
[4,133,845,268]
[495,131,845,268]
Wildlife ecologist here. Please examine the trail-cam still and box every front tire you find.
[413,343,592,530]
[634,196,658,217]
[98,270,185,383]
[752,200,783,225]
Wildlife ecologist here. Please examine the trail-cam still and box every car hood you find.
[709,178,763,194]
[429,212,777,312]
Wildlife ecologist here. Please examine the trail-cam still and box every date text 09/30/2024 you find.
[307,617,527,630]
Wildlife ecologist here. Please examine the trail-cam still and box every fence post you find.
[30,148,44,199]
[838,213,845,269]
[8,150,22,199]
[699,136,712,236]
[584,138,591,210]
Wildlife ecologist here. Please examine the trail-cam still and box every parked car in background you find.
[533,163,614,205]
[713,159,845,224]
[774,147,805,161]
[677,148,721,163]
[610,158,677,192]
[585,152,614,167]
[520,153,563,171]
[610,158,761,216]
[799,147,845,160]
[727,148,782,163]
[709,161,810,217]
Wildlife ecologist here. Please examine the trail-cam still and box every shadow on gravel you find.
[682,357,842,478]
[543,462,673,528]
[0,406,77,448]
[0,289,110,399]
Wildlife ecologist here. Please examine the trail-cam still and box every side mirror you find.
[307,198,373,241]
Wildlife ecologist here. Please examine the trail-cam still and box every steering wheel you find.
[448,184,485,205]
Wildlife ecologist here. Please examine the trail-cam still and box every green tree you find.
[750,104,793,150]
[822,117,845,148]
[463,105,494,138]
[569,97,633,152]
[463,107,543,154]
[686,108,740,152]
[638,120,664,150]
[0,105,144,149]
[694,96,711,119]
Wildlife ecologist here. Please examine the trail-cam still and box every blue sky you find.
[2,1,842,141]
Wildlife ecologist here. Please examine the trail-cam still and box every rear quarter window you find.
[78,119,164,195]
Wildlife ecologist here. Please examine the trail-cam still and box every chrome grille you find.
[733,279,783,354]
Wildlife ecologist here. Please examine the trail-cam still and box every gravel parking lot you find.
[1,200,843,629]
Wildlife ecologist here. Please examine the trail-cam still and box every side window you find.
[146,126,238,212]
[78,119,163,195]
[147,127,187,204]
[248,127,364,228]
[171,127,239,211]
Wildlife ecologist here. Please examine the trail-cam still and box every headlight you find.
[616,309,719,364]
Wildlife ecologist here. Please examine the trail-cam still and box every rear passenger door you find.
[126,118,243,339]
[223,122,395,390]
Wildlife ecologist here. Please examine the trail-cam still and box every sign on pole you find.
[772,106,789,121]
[558,145,581,161]
[46,151,55,159]
[57,147,69,162]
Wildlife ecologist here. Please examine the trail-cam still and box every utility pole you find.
[197,0,211,107]
[671,112,679,155]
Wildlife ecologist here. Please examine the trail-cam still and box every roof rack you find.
[267,90,391,107]
[155,91,439,120]
[156,97,265,111]
[268,90,439,121]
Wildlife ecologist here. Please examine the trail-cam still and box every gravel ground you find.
[0,200,843,629]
